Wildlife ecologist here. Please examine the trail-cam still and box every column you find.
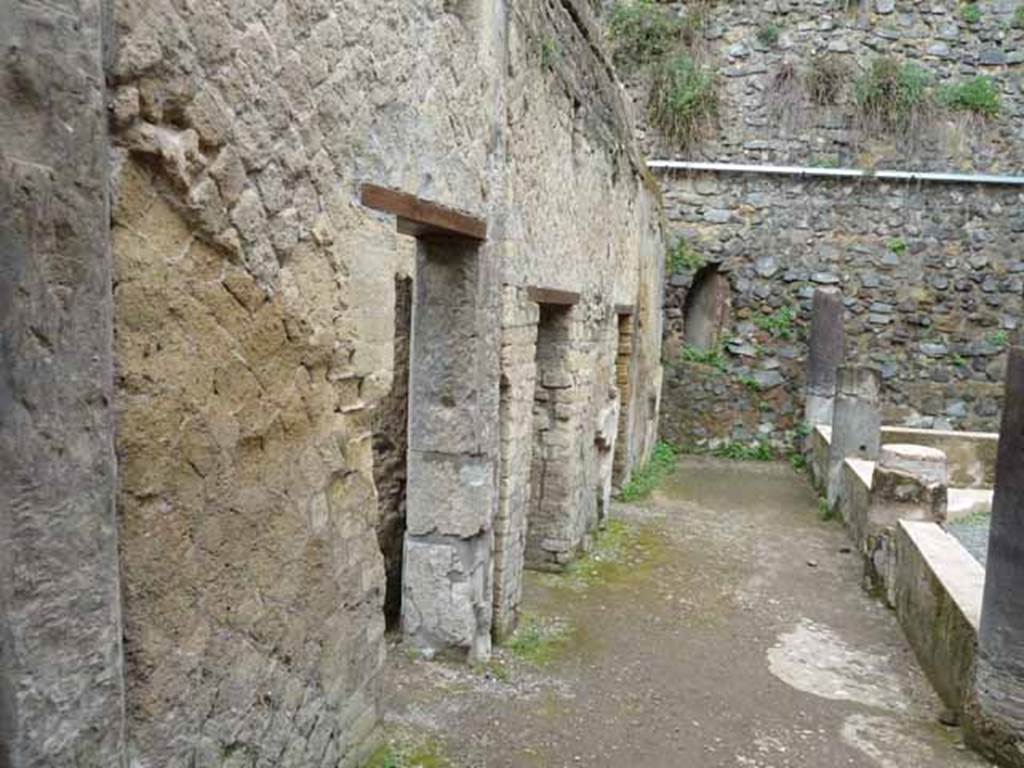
[805,287,845,427]
[827,365,882,509]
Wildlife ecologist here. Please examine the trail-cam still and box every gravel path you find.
[376,457,993,767]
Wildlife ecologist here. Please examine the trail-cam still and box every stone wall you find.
[103,0,663,764]
[609,0,1024,448]
[661,174,1019,449]
[0,3,127,766]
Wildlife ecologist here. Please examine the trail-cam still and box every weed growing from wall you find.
[649,54,719,149]
[608,0,681,68]
[753,305,798,340]
[757,23,781,47]
[667,238,705,273]
[679,343,728,372]
[1014,5,1024,28]
[940,76,1001,118]
[769,60,804,130]
[805,53,848,105]
[961,3,982,24]
[854,56,933,134]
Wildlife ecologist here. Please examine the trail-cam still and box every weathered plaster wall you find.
[106,0,663,762]
[0,2,126,766]
[611,0,1024,448]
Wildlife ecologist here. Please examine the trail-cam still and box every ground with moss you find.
[370,456,993,767]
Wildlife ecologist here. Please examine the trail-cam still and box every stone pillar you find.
[805,287,845,427]
[827,365,882,509]
[402,239,500,662]
[970,342,1024,765]
[1,3,127,766]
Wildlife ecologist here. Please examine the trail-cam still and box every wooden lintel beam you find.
[527,286,581,307]
[360,183,487,241]
[615,304,635,316]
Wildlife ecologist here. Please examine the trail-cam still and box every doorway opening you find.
[526,303,578,568]
[612,310,635,485]
[372,275,413,630]
[683,264,730,351]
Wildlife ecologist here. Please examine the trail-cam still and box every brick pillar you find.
[969,341,1024,765]
[805,287,845,427]
[827,365,882,509]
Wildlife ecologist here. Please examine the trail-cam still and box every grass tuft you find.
[679,343,728,372]
[753,305,798,340]
[667,238,705,273]
[503,613,571,665]
[854,56,933,133]
[806,53,848,105]
[940,76,1001,118]
[618,442,679,502]
[649,54,719,149]
[756,23,781,47]
[712,441,776,462]
[961,3,982,24]
[608,0,681,68]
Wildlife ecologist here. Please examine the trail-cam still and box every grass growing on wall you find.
[854,56,933,133]
[679,343,728,372]
[960,3,982,24]
[649,54,719,149]
[618,442,679,502]
[806,54,849,105]
[940,76,1001,118]
[667,238,705,273]
[608,0,681,68]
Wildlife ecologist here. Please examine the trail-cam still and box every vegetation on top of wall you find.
[853,56,933,133]
[960,3,982,24]
[607,0,681,67]
[649,54,719,149]
[667,237,705,273]
[940,76,1002,118]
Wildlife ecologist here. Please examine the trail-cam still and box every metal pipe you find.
[646,159,1024,187]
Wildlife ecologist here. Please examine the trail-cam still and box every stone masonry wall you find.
[661,174,1019,449]
[104,0,664,764]
[0,3,127,766]
[607,0,1024,449]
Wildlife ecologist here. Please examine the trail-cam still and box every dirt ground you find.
[373,456,994,767]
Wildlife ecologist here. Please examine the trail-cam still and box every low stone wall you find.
[811,424,998,494]
[881,426,999,489]
[895,521,984,715]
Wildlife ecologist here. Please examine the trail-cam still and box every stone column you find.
[805,287,845,427]
[402,239,500,662]
[970,341,1024,765]
[827,365,882,509]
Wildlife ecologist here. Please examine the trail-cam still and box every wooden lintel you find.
[360,183,487,241]
[527,286,581,307]
[615,304,635,316]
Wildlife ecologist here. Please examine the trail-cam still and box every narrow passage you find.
[378,456,993,767]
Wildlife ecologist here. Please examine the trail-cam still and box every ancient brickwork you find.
[613,0,1024,448]
[494,287,540,640]
[0,3,126,766]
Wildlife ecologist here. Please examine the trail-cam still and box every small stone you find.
[807,560,819,568]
